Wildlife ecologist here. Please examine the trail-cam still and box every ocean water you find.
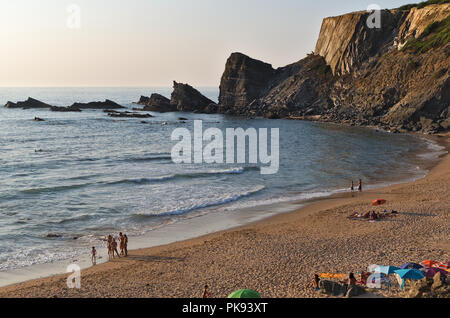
[0,87,445,275]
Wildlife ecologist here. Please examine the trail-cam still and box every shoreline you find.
[0,133,448,297]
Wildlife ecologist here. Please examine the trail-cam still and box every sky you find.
[0,0,415,87]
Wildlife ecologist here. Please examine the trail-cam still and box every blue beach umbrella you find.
[394,269,425,290]
[394,269,425,280]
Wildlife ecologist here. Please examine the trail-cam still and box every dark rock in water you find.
[219,52,275,108]
[178,117,188,121]
[34,117,44,122]
[50,106,82,112]
[106,110,154,118]
[136,95,150,105]
[5,97,52,109]
[46,233,62,238]
[170,81,216,112]
[70,99,124,109]
[142,93,177,113]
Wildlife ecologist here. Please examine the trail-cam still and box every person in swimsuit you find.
[358,179,362,192]
[111,237,121,258]
[123,234,128,257]
[119,232,125,256]
[91,246,97,265]
[107,235,113,260]
[308,274,320,291]
[350,180,354,191]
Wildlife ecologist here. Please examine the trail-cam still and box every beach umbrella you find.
[394,269,425,291]
[434,261,449,271]
[228,289,261,298]
[400,263,424,270]
[372,265,401,275]
[420,260,438,268]
[424,267,448,278]
[395,269,425,280]
[371,199,387,206]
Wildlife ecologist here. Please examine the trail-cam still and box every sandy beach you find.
[0,133,448,298]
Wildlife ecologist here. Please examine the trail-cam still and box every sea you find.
[0,87,446,285]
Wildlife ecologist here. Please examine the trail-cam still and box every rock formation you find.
[219,53,275,107]
[5,98,52,109]
[170,81,216,112]
[139,93,177,112]
[70,99,124,110]
[216,2,450,133]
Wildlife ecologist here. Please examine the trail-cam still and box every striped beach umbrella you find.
[420,260,438,268]
[434,261,449,271]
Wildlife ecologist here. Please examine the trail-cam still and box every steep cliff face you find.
[217,3,449,133]
[219,53,275,107]
[314,10,407,75]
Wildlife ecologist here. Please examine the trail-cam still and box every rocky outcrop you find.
[170,81,216,112]
[70,99,124,109]
[216,2,450,133]
[50,106,82,112]
[5,98,52,109]
[219,53,275,107]
[141,93,177,112]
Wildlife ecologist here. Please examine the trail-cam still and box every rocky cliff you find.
[217,2,450,133]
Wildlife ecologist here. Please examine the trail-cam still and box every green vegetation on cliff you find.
[402,15,450,53]
[398,0,450,11]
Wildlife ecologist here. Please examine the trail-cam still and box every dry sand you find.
[0,134,448,298]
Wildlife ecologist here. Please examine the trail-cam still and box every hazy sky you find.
[0,0,413,87]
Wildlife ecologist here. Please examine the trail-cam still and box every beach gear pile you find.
[317,259,448,297]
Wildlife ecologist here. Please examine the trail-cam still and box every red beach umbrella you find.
[371,199,387,206]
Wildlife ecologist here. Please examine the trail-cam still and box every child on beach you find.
[91,247,97,265]
[202,285,211,298]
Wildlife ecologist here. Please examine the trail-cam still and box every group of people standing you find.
[90,233,129,265]
[350,179,363,192]
[107,232,128,259]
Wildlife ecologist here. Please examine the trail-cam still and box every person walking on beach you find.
[107,235,113,260]
[119,232,125,256]
[358,179,362,192]
[123,234,128,257]
[350,180,354,191]
[202,285,211,298]
[91,246,97,265]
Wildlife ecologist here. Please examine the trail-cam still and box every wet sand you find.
[1,134,448,298]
